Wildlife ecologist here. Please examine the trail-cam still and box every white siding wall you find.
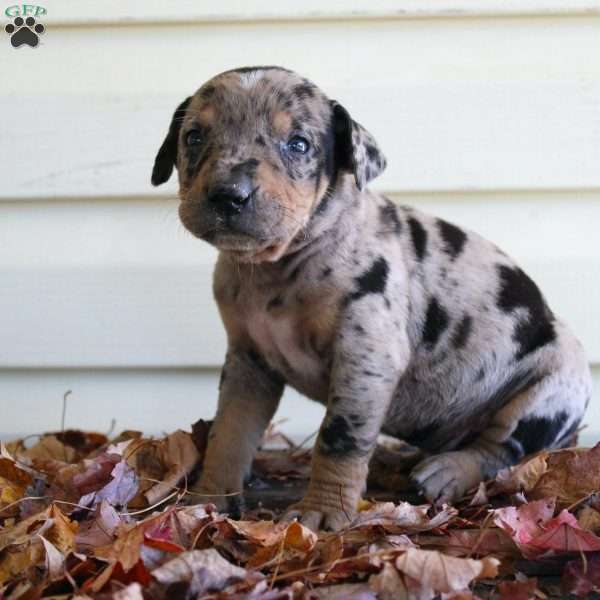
[1,2,599,443]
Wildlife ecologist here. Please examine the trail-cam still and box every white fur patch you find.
[238,70,265,89]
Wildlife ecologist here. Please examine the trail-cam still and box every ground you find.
[0,422,599,599]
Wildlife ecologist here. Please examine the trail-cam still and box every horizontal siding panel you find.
[1,17,600,198]
[1,192,599,367]
[41,0,600,25]
[0,368,324,442]
[0,366,598,444]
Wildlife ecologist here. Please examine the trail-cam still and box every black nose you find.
[208,189,249,216]
[208,175,255,217]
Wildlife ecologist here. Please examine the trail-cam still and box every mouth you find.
[206,232,292,263]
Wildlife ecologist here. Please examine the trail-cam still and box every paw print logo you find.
[5,16,45,48]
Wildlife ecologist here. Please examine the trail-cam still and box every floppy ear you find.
[331,101,387,190]
[151,96,192,186]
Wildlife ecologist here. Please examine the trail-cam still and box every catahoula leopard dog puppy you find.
[151,66,592,530]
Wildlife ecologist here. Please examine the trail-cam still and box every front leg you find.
[283,289,410,531]
[192,348,284,514]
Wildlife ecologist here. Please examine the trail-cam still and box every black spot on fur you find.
[320,413,370,455]
[437,219,467,259]
[496,265,556,359]
[407,217,427,261]
[267,296,283,311]
[293,82,315,99]
[422,298,449,348]
[365,144,379,162]
[452,315,473,349]
[199,85,216,100]
[405,422,439,447]
[354,324,366,335]
[255,134,266,146]
[509,411,570,458]
[231,158,260,178]
[379,199,402,234]
[362,369,381,377]
[321,266,332,279]
[348,257,389,303]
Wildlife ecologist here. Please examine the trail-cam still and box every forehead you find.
[184,69,331,133]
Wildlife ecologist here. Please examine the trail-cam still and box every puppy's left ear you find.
[331,101,387,190]
[151,96,192,186]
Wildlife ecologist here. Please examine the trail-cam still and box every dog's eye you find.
[287,135,310,154]
[186,130,203,147]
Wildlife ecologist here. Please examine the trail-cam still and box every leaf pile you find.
[1,425,600,599]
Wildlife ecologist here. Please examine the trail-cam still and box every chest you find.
[245,299,337,402]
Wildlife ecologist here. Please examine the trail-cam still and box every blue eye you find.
[287,135,310,154]
[186,130,203,146]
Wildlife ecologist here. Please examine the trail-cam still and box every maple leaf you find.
[72,452,121,495]
[76,500,123,549]
[152,548,260,596]
[494,499,600,557]
[394,548,499,595]
[20,434,78,464]
[143,430,201,506]
[246,521,318,569]
[531,443,600,506]
[350,501,456,533]
[44,504,78,554]
[491,452,548,495]
[415,529,518,558]
[493,499,557,545]
[79,460,139,508]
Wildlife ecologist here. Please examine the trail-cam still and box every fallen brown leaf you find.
[531,444,600,506]
[394,548,499,595]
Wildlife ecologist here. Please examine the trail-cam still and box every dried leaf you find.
[369,562,408,600]
[491,453,548,495]
[152,548,257,596]
[531,444,600,506]
[39,534,65,581]
[76,500,123,549]
[498,577,539,600]
[394,548,499,594]
[144,430,200,505]
[45,504,78,553]
[80,460,139,508]
[493,499,557,545]
[577,505,600,533]
[350,502,456,533]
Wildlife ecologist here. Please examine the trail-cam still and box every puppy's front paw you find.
[281,497,355,532]
[411,451,482,506]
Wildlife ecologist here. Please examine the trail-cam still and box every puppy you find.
[152,66,592,531]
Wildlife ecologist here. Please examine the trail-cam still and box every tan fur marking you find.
[273,111,293,136]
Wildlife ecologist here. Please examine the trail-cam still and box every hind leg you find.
[411,364,591,504]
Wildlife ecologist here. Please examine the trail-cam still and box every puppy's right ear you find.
[151,96,192,186]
